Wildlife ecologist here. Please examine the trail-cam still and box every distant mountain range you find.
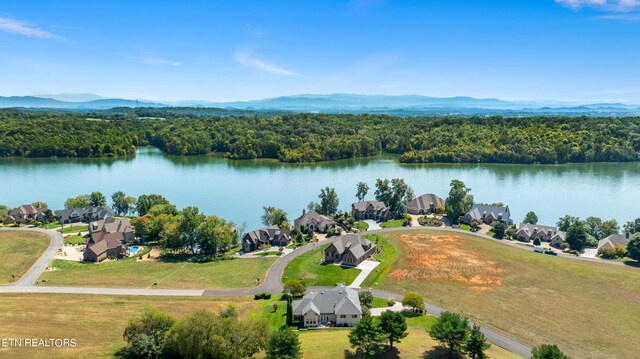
[1,93,639,116]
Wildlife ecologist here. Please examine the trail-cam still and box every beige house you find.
[293,210,335,233]
[516,223,565,245]
[293,284,363,327]
[324,234,376,265]
[3,205,49,224]
[598,233,631,251]
[406,193,445,215]
[351,201,391,222]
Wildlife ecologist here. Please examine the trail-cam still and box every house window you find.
[340,315,346,318]
[352,315,358,318]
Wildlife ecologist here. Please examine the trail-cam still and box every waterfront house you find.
[3,205,50,224]
[406,193,445,215]
[293,283,363,327]
[242,225,291,252]
[324,234,376,265]
[598,233,631,251]
[293,210,335,233]
[351,201,391,222]
[516,223,565,244]
[59,206,114,224]
[89,217,135,243]
[462,204,511,225]
[83,232,126,262]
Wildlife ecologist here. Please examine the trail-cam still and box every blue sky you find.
[1,0,640,102]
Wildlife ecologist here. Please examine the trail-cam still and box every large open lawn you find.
[0,293,520,359]
[282,244,362,287]
[39,257,276,289]
[0,231,50,284]
[367,230,640,359]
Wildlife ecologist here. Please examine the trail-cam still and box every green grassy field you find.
[282,244,362,286]
[60,225,88,234]
[360,234,395,288]
[355,220,369,230]
[371,296,391,308]
[39,257,276,289]
[367,230,640,359]
[63,235,86,245]
[0,231,50,284]
[380,219,405,228]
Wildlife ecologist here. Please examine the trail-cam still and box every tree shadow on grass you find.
[343,347,401,359]
[623,260,640,268]
[422,346,464,359]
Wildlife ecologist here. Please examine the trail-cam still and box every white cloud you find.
[143,57,182,67]
[234,52,297,76]
[0,17,64,40]
[555,0,640,11]
[597,12,640,20]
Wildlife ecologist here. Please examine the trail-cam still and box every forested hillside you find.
[1,109,639,164]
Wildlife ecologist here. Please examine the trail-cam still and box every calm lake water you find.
[1,147,640,230]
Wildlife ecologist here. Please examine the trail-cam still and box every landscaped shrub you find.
[254,292,272,300]
[387,297,396,306]
[418,216,443,227]
[598,244,628,259]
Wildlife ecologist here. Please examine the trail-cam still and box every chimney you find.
[626,232,631,240]
[302,208,306,216]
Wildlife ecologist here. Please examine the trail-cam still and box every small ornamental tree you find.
[401,292,425,313]
[533,237,542,246]
[348,315,385,357]
[358,291,374,308]
[523,211,539,224]
[429,311,470,357]
[627,233,640,261]
[531,344,570,359]
[283,280,306,297]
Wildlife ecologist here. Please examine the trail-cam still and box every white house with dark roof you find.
[406,193,445,214]
[462,204,511,225]
[293,283,363,327]
[324,234,376,265]
[241,225,291,252]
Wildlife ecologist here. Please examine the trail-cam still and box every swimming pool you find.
[129,246,140,254]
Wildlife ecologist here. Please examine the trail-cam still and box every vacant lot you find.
[0,231,50,284]
[39,257,276,289]
[369,230,640,359]
[282,244,362,286]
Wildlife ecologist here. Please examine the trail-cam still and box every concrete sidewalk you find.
[348,260,380,288]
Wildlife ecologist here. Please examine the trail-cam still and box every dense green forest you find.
[1,108,639,164]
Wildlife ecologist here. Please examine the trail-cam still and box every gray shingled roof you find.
[352,201,387,212]
[293,284,362,315]
[598,234,629,250]
[406,193,445,211]
[466,204,510,221]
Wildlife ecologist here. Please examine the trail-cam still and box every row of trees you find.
[4,109,640,164]
[116,307,302,359]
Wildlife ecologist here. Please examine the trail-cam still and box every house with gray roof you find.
[325,234,376,265]
[59,206,114,224]
[406,193,445,215]
[3,205,50,225]
[598,233,631,251]
[462,204,511,225]
[293,283,363,327]
[293,210,335,233]
[89,217,135,243]
[351,201,391,222]
[242,225,291,252]
[516,223,565,245]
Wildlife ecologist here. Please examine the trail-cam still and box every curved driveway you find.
[0,227,64,286]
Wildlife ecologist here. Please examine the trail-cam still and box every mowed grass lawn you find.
[370,230,640,359]
[39,257,276,289]
[0,294,261,359]
[282,244,361,286]
[0,231,50,284]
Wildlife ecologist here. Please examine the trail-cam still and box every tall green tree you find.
[358,291,374,308]
[0,204,9,219]
[465,324,491,359]
[600,219,620,238]
[316,187,340,215]
[566,219,588,251]
[180,206,205,251]
[627,233,640,261]
[445,179,473,224]
[379,310,408,349]
[30,201,48,209]
[523,211,538,224]
[283,280,306,297]
[111,191,128,216]
[531,344,569,359]
[429,312,470,357]
[348,315,385,357]
[556,215,579,232]
[65,194,90,209]
[117,308,176,359]
[266,328,302,359]
[356,182,369,202]
[195,215,235,256]
[286,295,293,325]
[585,216,604,239]
[261,206,289,228]
[623,218,640,234]
[89,191,107,207]
[137,194,170,216]
[401,292,425,313]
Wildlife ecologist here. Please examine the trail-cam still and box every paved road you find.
[0,227,64,286]
[0,285,204,296]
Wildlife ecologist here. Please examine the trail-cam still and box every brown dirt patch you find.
[388,233,504,289]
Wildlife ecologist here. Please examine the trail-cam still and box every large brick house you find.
[242,225,291,252]
[324,234,376,265]
[351,201,391,222]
